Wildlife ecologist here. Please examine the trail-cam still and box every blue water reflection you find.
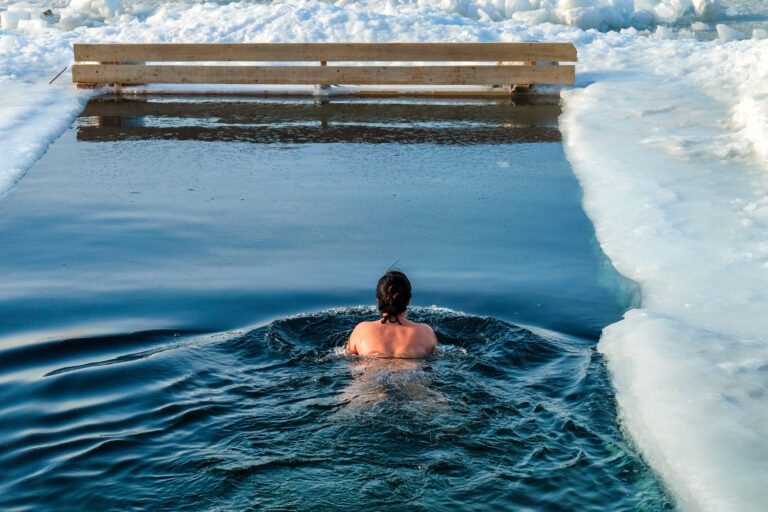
[0,97,633,341]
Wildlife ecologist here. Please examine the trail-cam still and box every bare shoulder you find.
[349,321,373,339]
[417,322,438,347]
[416,321,435,333]
[347,320,376,353]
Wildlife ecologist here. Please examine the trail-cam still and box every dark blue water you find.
[0,307,670,511]
[0,97,634,340]
[0,97,669,510]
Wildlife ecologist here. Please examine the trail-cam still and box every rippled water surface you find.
[0,98,670,510]
[0,308,671,511]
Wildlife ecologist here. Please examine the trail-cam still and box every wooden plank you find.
[74,43,577,63]
[72,64,575,85]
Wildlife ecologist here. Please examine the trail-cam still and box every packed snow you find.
[1,0,767,510]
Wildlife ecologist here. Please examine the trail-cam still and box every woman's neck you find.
[383,312,406,323]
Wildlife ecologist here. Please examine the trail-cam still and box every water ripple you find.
[0,307,672,511]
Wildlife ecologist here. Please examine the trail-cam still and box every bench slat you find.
[74,43,577,63]
[71,64,575,86]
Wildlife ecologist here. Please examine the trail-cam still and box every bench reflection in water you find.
[76,96,562,145]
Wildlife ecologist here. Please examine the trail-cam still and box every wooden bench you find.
[72,43,576,97]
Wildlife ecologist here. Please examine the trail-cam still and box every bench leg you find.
[511,60,535,96]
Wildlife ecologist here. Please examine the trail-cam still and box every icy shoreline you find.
[561,38,768,509]
[2,0,768,510]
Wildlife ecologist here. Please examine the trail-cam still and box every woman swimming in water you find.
[346,271,438,358]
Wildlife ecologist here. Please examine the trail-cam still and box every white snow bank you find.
[0,29,92,198]
[0,82,89,199]
[562,35,768,511]
[601,311,768,511]
[0,0,733,33]
[336,0,727,29]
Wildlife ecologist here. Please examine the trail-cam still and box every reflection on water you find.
[0,97,631,341]
[76,96,562,144]
[0,98,664,508]
[0,307,672,511]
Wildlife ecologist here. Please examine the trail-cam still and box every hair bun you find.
[375,270,412,325]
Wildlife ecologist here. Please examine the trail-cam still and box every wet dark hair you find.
[376,271,412,325]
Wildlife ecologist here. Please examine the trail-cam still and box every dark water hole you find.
[0,97,670,510]
[0,308,671,511]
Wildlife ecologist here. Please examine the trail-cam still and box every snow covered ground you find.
[1,0,767,510]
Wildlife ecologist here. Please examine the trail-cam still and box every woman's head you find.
[376,271,412,324]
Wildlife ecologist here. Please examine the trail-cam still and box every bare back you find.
[346,316,437,358]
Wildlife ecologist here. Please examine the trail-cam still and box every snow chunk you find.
[1,9,32,31]
[716,23,746,41]
[692,0,720,20]
[58,0,121,30]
